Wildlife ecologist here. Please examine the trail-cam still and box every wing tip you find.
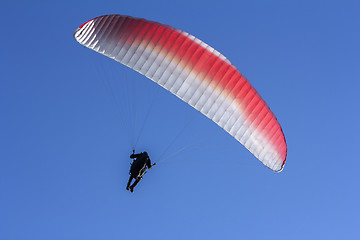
[73,18,95,42]
[273,152,287,172]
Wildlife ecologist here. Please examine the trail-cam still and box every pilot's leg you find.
[126,176,133,190]
[129,177,141,192]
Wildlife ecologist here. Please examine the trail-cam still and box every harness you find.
[129,162,147,178]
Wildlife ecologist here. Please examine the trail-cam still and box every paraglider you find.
[73,14,287,172]
[126,150,155,192]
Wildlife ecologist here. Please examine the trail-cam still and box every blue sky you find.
[1,0,359,239]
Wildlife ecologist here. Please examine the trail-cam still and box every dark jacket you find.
[129,152,151,178]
